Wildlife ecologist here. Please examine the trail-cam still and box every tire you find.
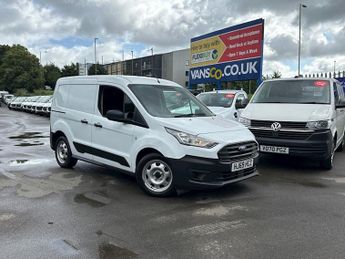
[136,153,176,197]
[336,135,345,152]
[55,136,78,168]
[320,141,334,170]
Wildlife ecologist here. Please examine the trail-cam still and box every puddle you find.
[9,132,49,139]
[15,143,44,147]
[9,159,51,166]
[99,242,137,259]
[74,191,111,208]
[297,181,327,188]
[194,205,248,217]
[323,177,345,184]
[0,172,82,198]
[0,213,16,221]
[52,239,79,256]
[174,220,246,236]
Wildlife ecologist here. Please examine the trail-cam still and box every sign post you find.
[189,19,264,88]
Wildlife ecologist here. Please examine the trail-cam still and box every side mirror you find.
[106,110,126,122]
[235,98,249,109]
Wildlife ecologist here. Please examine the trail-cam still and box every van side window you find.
[98,85,124,116]
[98,85,148,127]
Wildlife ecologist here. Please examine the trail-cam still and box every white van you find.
[50,76,259,196]
[197,90,249,121]
[240,78,345,169]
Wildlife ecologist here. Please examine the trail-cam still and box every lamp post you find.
[334,61,336,75]
[298,3,307,76]
[94,37,98,75]
[148,47,153,77]
[131,50,134,75]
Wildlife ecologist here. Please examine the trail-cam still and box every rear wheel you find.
[136,154,176,197]
[55,136,77,168]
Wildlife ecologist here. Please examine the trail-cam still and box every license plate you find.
[231,158,254,172]
[260,145,289,154]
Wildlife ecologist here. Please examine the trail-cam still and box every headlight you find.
[239,117,251,127]
[165,128,218,148]
[306,120,330,130]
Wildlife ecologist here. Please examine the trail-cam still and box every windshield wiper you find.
[299,102,327,104]
[173,113,206,118]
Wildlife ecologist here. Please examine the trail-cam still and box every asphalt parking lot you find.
[1,106,345,259]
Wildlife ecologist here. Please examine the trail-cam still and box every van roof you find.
[57,75,181,87]
[264,77,335,83]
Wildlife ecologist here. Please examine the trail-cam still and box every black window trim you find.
[98,84,149,129]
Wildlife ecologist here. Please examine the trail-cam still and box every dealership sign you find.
[189,19,264,85]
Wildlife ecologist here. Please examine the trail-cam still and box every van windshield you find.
[197,92,235,107]
[252,80,331,104]
[129,84,214,118]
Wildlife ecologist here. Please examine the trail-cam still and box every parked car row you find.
[7,95,52,116]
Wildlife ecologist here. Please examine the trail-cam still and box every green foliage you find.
[0,45,44,93]
[262,71,282,81]
[14,88,53,96]
[44,64,61,88]
[88,64,107,75]
[61,63,79,77]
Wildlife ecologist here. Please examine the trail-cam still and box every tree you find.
[262,71,282,81]
[88,64,107,75]
[0,44,44,93]
[61,63,78,77]
[272,71,282,78]
[44,64,61,88]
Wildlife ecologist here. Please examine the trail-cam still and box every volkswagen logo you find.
[238,145,247,151]
[271,122,281,131]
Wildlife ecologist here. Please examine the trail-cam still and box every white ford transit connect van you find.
[240,78,345,169]
[50,76,259,196]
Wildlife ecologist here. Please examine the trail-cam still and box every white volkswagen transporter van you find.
[240,78,345,170]
[50,76,259,196]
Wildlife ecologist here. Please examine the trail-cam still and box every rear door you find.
[63,83,97,160]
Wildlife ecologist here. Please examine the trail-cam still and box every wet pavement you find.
[1,106,345,259]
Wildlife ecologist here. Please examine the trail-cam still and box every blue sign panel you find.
[189,19,264,87]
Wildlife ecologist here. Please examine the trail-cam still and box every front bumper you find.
[252,129,332,159]
[167,154,259,189]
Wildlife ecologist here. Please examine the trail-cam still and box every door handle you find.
[81,119,88,124]
[94,122,103,128]
[234,112,238,118]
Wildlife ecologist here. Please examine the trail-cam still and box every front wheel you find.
[136,154,176,197]
[55,136,78,168]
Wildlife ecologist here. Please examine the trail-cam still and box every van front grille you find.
[250,129,311,140]
[251,120,307,129]
[218,141,258,163]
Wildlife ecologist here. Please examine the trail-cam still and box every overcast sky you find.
[1,0,344,77]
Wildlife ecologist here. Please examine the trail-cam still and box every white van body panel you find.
[242,103,333,122]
